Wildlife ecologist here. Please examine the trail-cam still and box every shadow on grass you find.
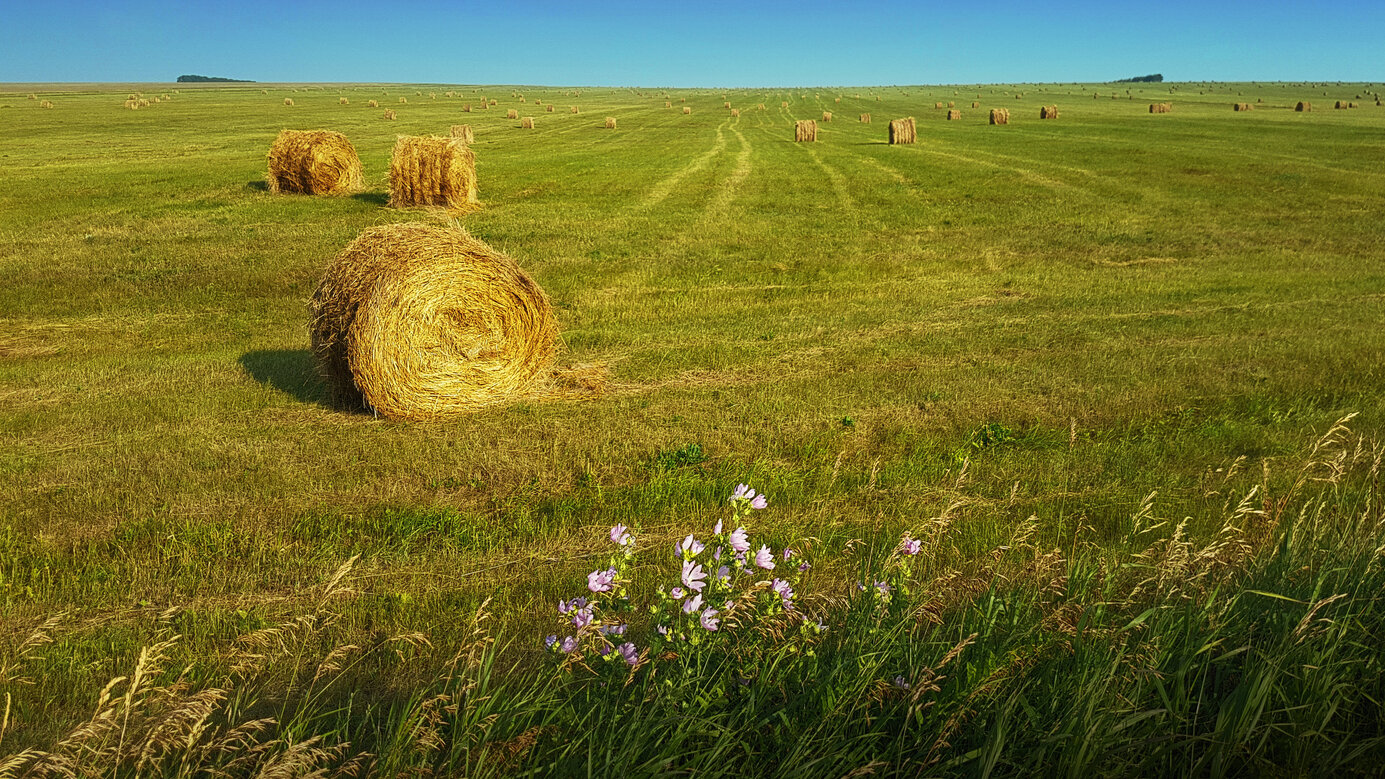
[245,180,268,191]
[351,191,389,206]
[239,349,333,408]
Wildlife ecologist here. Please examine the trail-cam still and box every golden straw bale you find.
[781,101,788,107]
[859,113,871,122]
[1149,102,1172,113]
[339,97,349,105]
[1040,105,1059,119]
[489,99,497,105]
[506,109,518,119]
[535,99,542,105]
[124,99,139,110]
[947,109,961,120]
[399,97,408,104]
[724,101,731,108]
[519,96,525,102]
[520,117,535,129]
[605,116,617,128]
[383,109,397,120]
[795,119,817,142]
[888,117,916,143]
[570,106,579,113]
[546,104,555,112]
[730,109,739,117]
[1233,103,1252,111]
[972,101,979,108]
[310,223,558,420]
[1334,100,1347,109]
[368,99,379,108]
[388,135,479,212]
[683,106,692,114]
[988,108,1010,125]
[935,102,943,109]
[284,98,295,106]
[665,101,672,108]
[463,103,472,112]
[138,98,150,108]
[266,129,365,196]
[822,111,832,121]
[450,124,474,143]
[948,101,955,108]
[757,103,765,110]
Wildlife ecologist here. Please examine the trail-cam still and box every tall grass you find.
[4,417,1381,776]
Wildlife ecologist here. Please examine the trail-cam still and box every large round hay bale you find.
[266,129,365,196]
[388,135,478,212]
[794,119,817,142]
[310,223,558,420]
[888,117,916,143]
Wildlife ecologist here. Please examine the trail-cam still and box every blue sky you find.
[1,0,1379,85]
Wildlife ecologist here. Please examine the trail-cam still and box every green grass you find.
[2,80,1384,774]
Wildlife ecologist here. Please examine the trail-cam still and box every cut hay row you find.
[310,223,557,421]
[888,117,916,144]
[795,119,817,142]
[947,109,961,120]
[388,135,478,212]
[266,129,365,196]
[520,117,535,129]
[1149,102,1172,113]
[450,124,474,143]
[1040,105,1059,119]
[989,108,1010,125]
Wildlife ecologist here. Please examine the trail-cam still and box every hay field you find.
[2,80,1384,760]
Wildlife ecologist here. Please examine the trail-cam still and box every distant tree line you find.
[1114,74,1164,83]
[176,74,254,83]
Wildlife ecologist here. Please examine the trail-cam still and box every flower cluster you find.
[545,523,641,668]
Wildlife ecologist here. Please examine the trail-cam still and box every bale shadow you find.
[245,180,268,191]
[351,191,388,206]
[239,349,333,408]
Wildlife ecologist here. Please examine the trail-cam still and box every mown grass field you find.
[1,80,1383,775]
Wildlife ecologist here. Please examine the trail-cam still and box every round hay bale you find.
[310,223,558,420]
[795,119,817,142]
[888,117,916,143]
[859,113,871,123]
[683,106,692,114]
[369,99,379,108]
[266,129,364,196]
[946,109,961,120]
[383,109,397,120]
[506,108,518,119]
[520,116,535,129]
[388,135,478,212]
[605,116,618,128]
[284,98,295,106]
[822,111,832,121]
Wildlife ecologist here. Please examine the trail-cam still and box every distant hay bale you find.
[506,109,518,119]
[489,99,497,106]
[781,101,788,107]
[266,129,364,196]
[519,96,525,102]
[665,101,672,108]
[1334,100,1348,109]
[463,103,472,112]
[535,99,542,105]
[946,109,961,120]
[835,97,841,103]
[138,99,151,108]
[546,105,555,112]
[39,100,54,109]
[450,124,474,143]
[369,99,379,108]
[399,97,408,104]
[730,109,740,117]
[310,223,559,420]
[724,101,731,108]
[605,116,617,128]
[822,111,832,121]
[795,119,817,142]
[859,113,871,122]
[683,106,692,114]
[1234,103,1252,111]
[124,99,139,110]
[934,102,943,109]
[383,109,397,120]
[948,101,955,108]
[520,117,534,129]
[1039,105,1059,119]
[570,106,579,114]
[388,135,479,212]
[972,101,979,108]
[284,98,295,106]
[262,89,268,95]
[988,108,1010,125]
[1150,102,1173,113]
[681,97,686,102]
[339,97,349,105]
[888,117,916,144]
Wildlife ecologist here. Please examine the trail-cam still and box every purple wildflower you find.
[558,596,588,615]
[874,581,891,596]
[656,624,669,636]
[681,560,708,592]
[544,635,558,649]
[771,578,794,600]
[713,518,723,535]
[728,527,750,553]
[670,586,685,599]
[700,608,720,631]
[560,636,579,653]
[799,561,811,572]
[681,534,705,558]
[782,547,794,561]
[894,675,911,690]
[901,537,922,556]
[683,593,704,614]
[587,568,617,593]
[717,565,730,583]
[599,623,627,636]
[731,483,752,501]
[610,524,632,546]
[572,608,594,629]
[618,642,638,666]
[754,545,776,570]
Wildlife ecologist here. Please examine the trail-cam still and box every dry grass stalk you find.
[822,111,832,121]
[520,116,535,129]
[605,116,617,129]
[506,108,518,119]
[1149,102,1172,113]
[859,113,871,122]
[450,124,474,143]
[383,109,397,120]
[888,117,916,143]
[947,109,961,120]
[388,135,479,214]
[989,108,1010,125]
[266,129,365,196]
[794,119,817,142]
[683,106,692,114]
[283,98,294,106]
[1040,105,1059,119]
[311,223,558,420]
